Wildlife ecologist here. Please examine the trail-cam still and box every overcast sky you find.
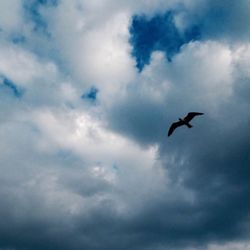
[0,0,250,249]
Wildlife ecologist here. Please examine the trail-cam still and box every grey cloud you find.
[177,0,250,42]
[104,41,250,248]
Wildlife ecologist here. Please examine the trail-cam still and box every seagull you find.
[168,112,204,137]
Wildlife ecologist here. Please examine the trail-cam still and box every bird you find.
[168,112,204,137]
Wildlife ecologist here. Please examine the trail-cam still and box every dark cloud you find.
[158,113,250,240]
[177,0,250,42]
[105,102,250,250]
[104,38,250,250]
[105,103,250,249]
[107,92,167,145]
[203,0,250,41]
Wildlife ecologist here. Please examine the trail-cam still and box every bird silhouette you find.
[168,112,204,137]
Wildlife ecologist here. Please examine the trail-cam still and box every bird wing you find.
[168,121,184,136]
[184,112,204,122]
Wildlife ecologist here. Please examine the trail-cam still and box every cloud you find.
[0,106,166,250]
[0,0,23,34]
[107,40,234,145]
[0,1,250,250]
[171,0,250,42]
[103,39,250,249]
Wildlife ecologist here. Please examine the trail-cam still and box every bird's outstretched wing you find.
[184,112,204,123]
[168,121,184,136]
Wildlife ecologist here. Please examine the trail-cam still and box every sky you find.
[0,0,250,249]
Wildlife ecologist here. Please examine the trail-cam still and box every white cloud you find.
[46,1,136,104]
[0,44,56,86]
[168,41,234,113]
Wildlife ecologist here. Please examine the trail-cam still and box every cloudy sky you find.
[0,0,250,249]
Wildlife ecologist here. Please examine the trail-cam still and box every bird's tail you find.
[187,123,192,128]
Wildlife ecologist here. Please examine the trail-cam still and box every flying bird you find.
[168,112,204,137]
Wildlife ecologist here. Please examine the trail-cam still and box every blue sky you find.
[130,11,201,70]
[0,1,250,250]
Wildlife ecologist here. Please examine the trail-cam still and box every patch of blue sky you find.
[23,0,58,36]
[11,34,26,44]
[129,11,201,71]
[37,0,58,6]
[81,87,99,102]
[24,2,47,33]
[0,77,23,98]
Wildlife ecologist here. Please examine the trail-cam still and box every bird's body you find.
[168,112,203,136]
